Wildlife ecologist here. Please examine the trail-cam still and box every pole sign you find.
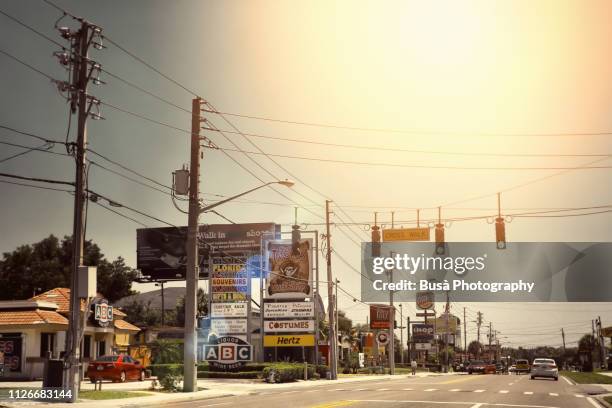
[376,331,389,346]
[382,228,430,242]
[412,324,434,342]
[263,301,314,318]
[264,320,315,333]
[414,342,432,351]
[210,318,248,335]
[369,304,393,329]
[263,334,315,347]
[416,291,435,310]
[136,223,280,281]
[265,239,313,299]
[92,299,114,328]
[211,303,248,318]
[203,336,252,371]
[211,263,248,302]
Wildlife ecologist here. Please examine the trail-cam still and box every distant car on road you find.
[86,354,146,383]
[509,364,516,373]
[530,358,558,381]
[468,360,496,374]
[514,359,530,374]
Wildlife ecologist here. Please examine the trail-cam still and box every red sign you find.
[370,304,393,329]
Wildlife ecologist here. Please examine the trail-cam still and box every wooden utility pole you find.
[184,97,203,392]
[325,200,337,379]
[66,20,93,403]
[463,307,467,361]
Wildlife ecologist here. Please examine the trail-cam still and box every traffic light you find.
[291,224,301,255]
[394,320,398,329]
[371,225,381,257]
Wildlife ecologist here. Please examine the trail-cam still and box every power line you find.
[0,48,56,81]
[201,126,612,158]
[0,179,72,193]
[213,146,612,171]
[0,172,74,187]
[202,108,612,138]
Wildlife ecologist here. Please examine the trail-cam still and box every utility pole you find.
[325,200,337,379]
[388,257,395,375]
[407,316,411,362]
[399,304,404,365]
[444,292,450,371]
[65,20,98,402]
[561,328,566,352]
[335,278,339,360]
[476,312,483,358]
[488,322,492,362]
[184,97,203,392]
[160,281,165,327]
[463,307,467,361]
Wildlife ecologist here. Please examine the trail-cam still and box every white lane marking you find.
[402,388,414,391]
[378,388,390,391]
[353,388,367,391]
[561,376,573,385]
[474,389,485,393]
[199,403,231,407]
[500,390,509,393]
[332,388,345,391]
[575,394,585,398]
[450,389,460,392]
[587,397,603,408]
[424,388,437,391]
[549,393,558,396]
[348,400,563,408]
[509,382,515,386]
[470,404,483,408]
[524,391,533,395]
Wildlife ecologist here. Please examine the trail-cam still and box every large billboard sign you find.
[369,304,393,329]
[136,223,279,281]
[265,239,313,299]
[211,263,249,302]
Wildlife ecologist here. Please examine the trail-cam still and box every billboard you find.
[434,313,459,335]
[265,239,313,299]
[263,302,315,318]
[369,304,393,329]
[412,323,434,342]
[136,223,279,281]
[211,263,249,302]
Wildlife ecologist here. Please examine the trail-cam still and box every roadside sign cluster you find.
[263,239,316,348]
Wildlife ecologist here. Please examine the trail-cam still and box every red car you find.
[86,354,146,383]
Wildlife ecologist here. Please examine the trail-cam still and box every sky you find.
[0,0,611,349]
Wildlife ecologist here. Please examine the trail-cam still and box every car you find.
[515,359,530,374]
[509,364,517,373]
[467,360,496,374]
[86,354,146,383]
[530,358,558,381]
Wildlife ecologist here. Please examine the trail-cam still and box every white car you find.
[530,358,558,380]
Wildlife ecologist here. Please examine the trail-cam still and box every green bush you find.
[197,363,271,373]
[262,363,328,383]
[149,364,183,391]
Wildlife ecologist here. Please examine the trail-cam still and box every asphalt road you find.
[160,374,602,408]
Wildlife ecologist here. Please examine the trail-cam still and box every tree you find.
[150,339,182,364]
[121,299,162,327]
[337,310,353,334]
[468,340,483,358]
[0,235,136,301]
[175,288,208,326]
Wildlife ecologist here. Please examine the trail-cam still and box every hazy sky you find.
[1,0,611,349]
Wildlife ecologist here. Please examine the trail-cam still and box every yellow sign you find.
[212,292,247,301]
[382,228,430,242]
[264,335,315,347]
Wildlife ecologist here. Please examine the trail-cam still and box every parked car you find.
[509,364,517,373]
[515,359,530,374]
[468,360,496,374]
[530,358,558,381]
[86,354,146,383]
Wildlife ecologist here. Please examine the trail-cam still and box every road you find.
[160,374,601,408]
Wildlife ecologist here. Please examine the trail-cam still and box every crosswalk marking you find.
[499,390,509,393]
[378,388,390,391]
[524,391,533,395]
[333,389,345,391]
[549,393,558,396]
[474,389,485,393]
[353,389,367,391]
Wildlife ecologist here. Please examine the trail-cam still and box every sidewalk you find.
[0,372,448,407]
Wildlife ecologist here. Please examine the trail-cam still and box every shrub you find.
[262,363,328,383]
[198,371,261,379]
[149,364,183,392]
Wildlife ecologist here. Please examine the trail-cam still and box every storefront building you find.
[0,288,140,379]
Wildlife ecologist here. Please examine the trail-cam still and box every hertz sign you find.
[203,336,252,370]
